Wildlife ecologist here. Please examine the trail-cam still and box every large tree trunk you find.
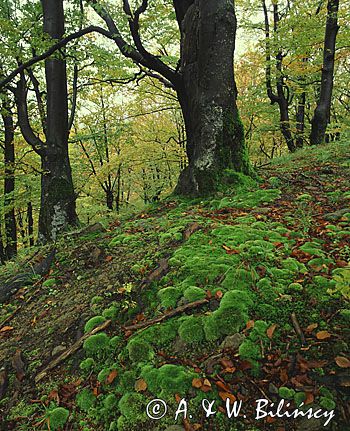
[1,98,17,260]
[310,0,340,145]
[174,0,252,196]
[38,0,77,242]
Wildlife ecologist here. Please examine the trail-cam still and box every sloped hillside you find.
[0,141,349,431]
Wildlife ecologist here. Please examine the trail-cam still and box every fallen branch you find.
[35,320,111,383]
[291,312,308,347]
[124,299,209,332]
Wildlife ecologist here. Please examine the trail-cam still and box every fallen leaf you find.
[266,416,277,423]
[316,331,331,340]
[219,392,236,404]
[47,389,59,403]
[106,369,118,385]
[105,255,113,262]
[304,392,314,405]
[335,356,350,368]
[215,381,231,392]
[305,323,318,333]
[267,324,277,339]
[201,381,212,393]
[135,379,147,392]
[192,378,203,389]
[0,326,14,333]
[246,320,255,330]
[215,290,223,299]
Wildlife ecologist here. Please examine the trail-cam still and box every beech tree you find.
[84,0,253,196]
[310,0,340,145]
[13,0,78,242]
[1,93,17,260]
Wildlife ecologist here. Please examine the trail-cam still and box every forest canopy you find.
[0,0,349,255]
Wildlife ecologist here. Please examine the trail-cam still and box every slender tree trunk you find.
[106,189,114,210]
[310,0,340,145]
[27,201,34,246]
[296,91,306,148]
[174,0,253,195]
[262,0,295,152]
[39,0,78,242]
[1,98,17,259]
[0,225,5,264]
[116,164,121,213]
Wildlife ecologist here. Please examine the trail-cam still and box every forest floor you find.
[0,140,349,431]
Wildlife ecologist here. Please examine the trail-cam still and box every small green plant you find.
[127,338,155,363]
[84,315,106,333]
[328,266,350,299]
[178,316,205,344]
[46,407,69,431]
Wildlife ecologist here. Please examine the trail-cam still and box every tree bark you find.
[88,0,253,196]
[1,98,17,260]
[27,201,34,246]
[38,0,78,242]
[296,91,306,148]
[310,0,340,145]
[174,0,252,195]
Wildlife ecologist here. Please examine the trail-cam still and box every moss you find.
[157,287,182,308]
[141,364,197,398]
[84,316,106,333]
[83,332,110,357]
[281,258,307,273]
[308,257,334,271]
[127,338,154,363]
[178,316,205,344]
[109,335,122,349]
[90,296,104,305]
[79,357,95,372]
[204,303,248,341]
[278,387,295,400]
[103,394,118,409]
[319,397,336,410]
[294,392,306,406]
[47,407,69,431]
[118,392,146,419]
[319,387,333,399]
[183,286,206,302]
[220,290,254,310]
[42,278,57,287]
[222,268,257,290]
[239,340,261,361]
[97,366,119,384]
[249,320,269,341]
[119,370,136,391]
[287,283,303,292]
[102,306,119,320]
[142,320,180,347]
[339,309,350,323]
[299,242,325,257]
[76,389,96,412]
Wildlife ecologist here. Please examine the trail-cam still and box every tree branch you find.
[87,0,178,85]
[0,25,114,89]
[68,64,79,132]
[262,0,279,104]
[12,72,44,155]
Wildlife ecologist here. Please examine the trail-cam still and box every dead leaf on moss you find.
[335,356,350,368]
